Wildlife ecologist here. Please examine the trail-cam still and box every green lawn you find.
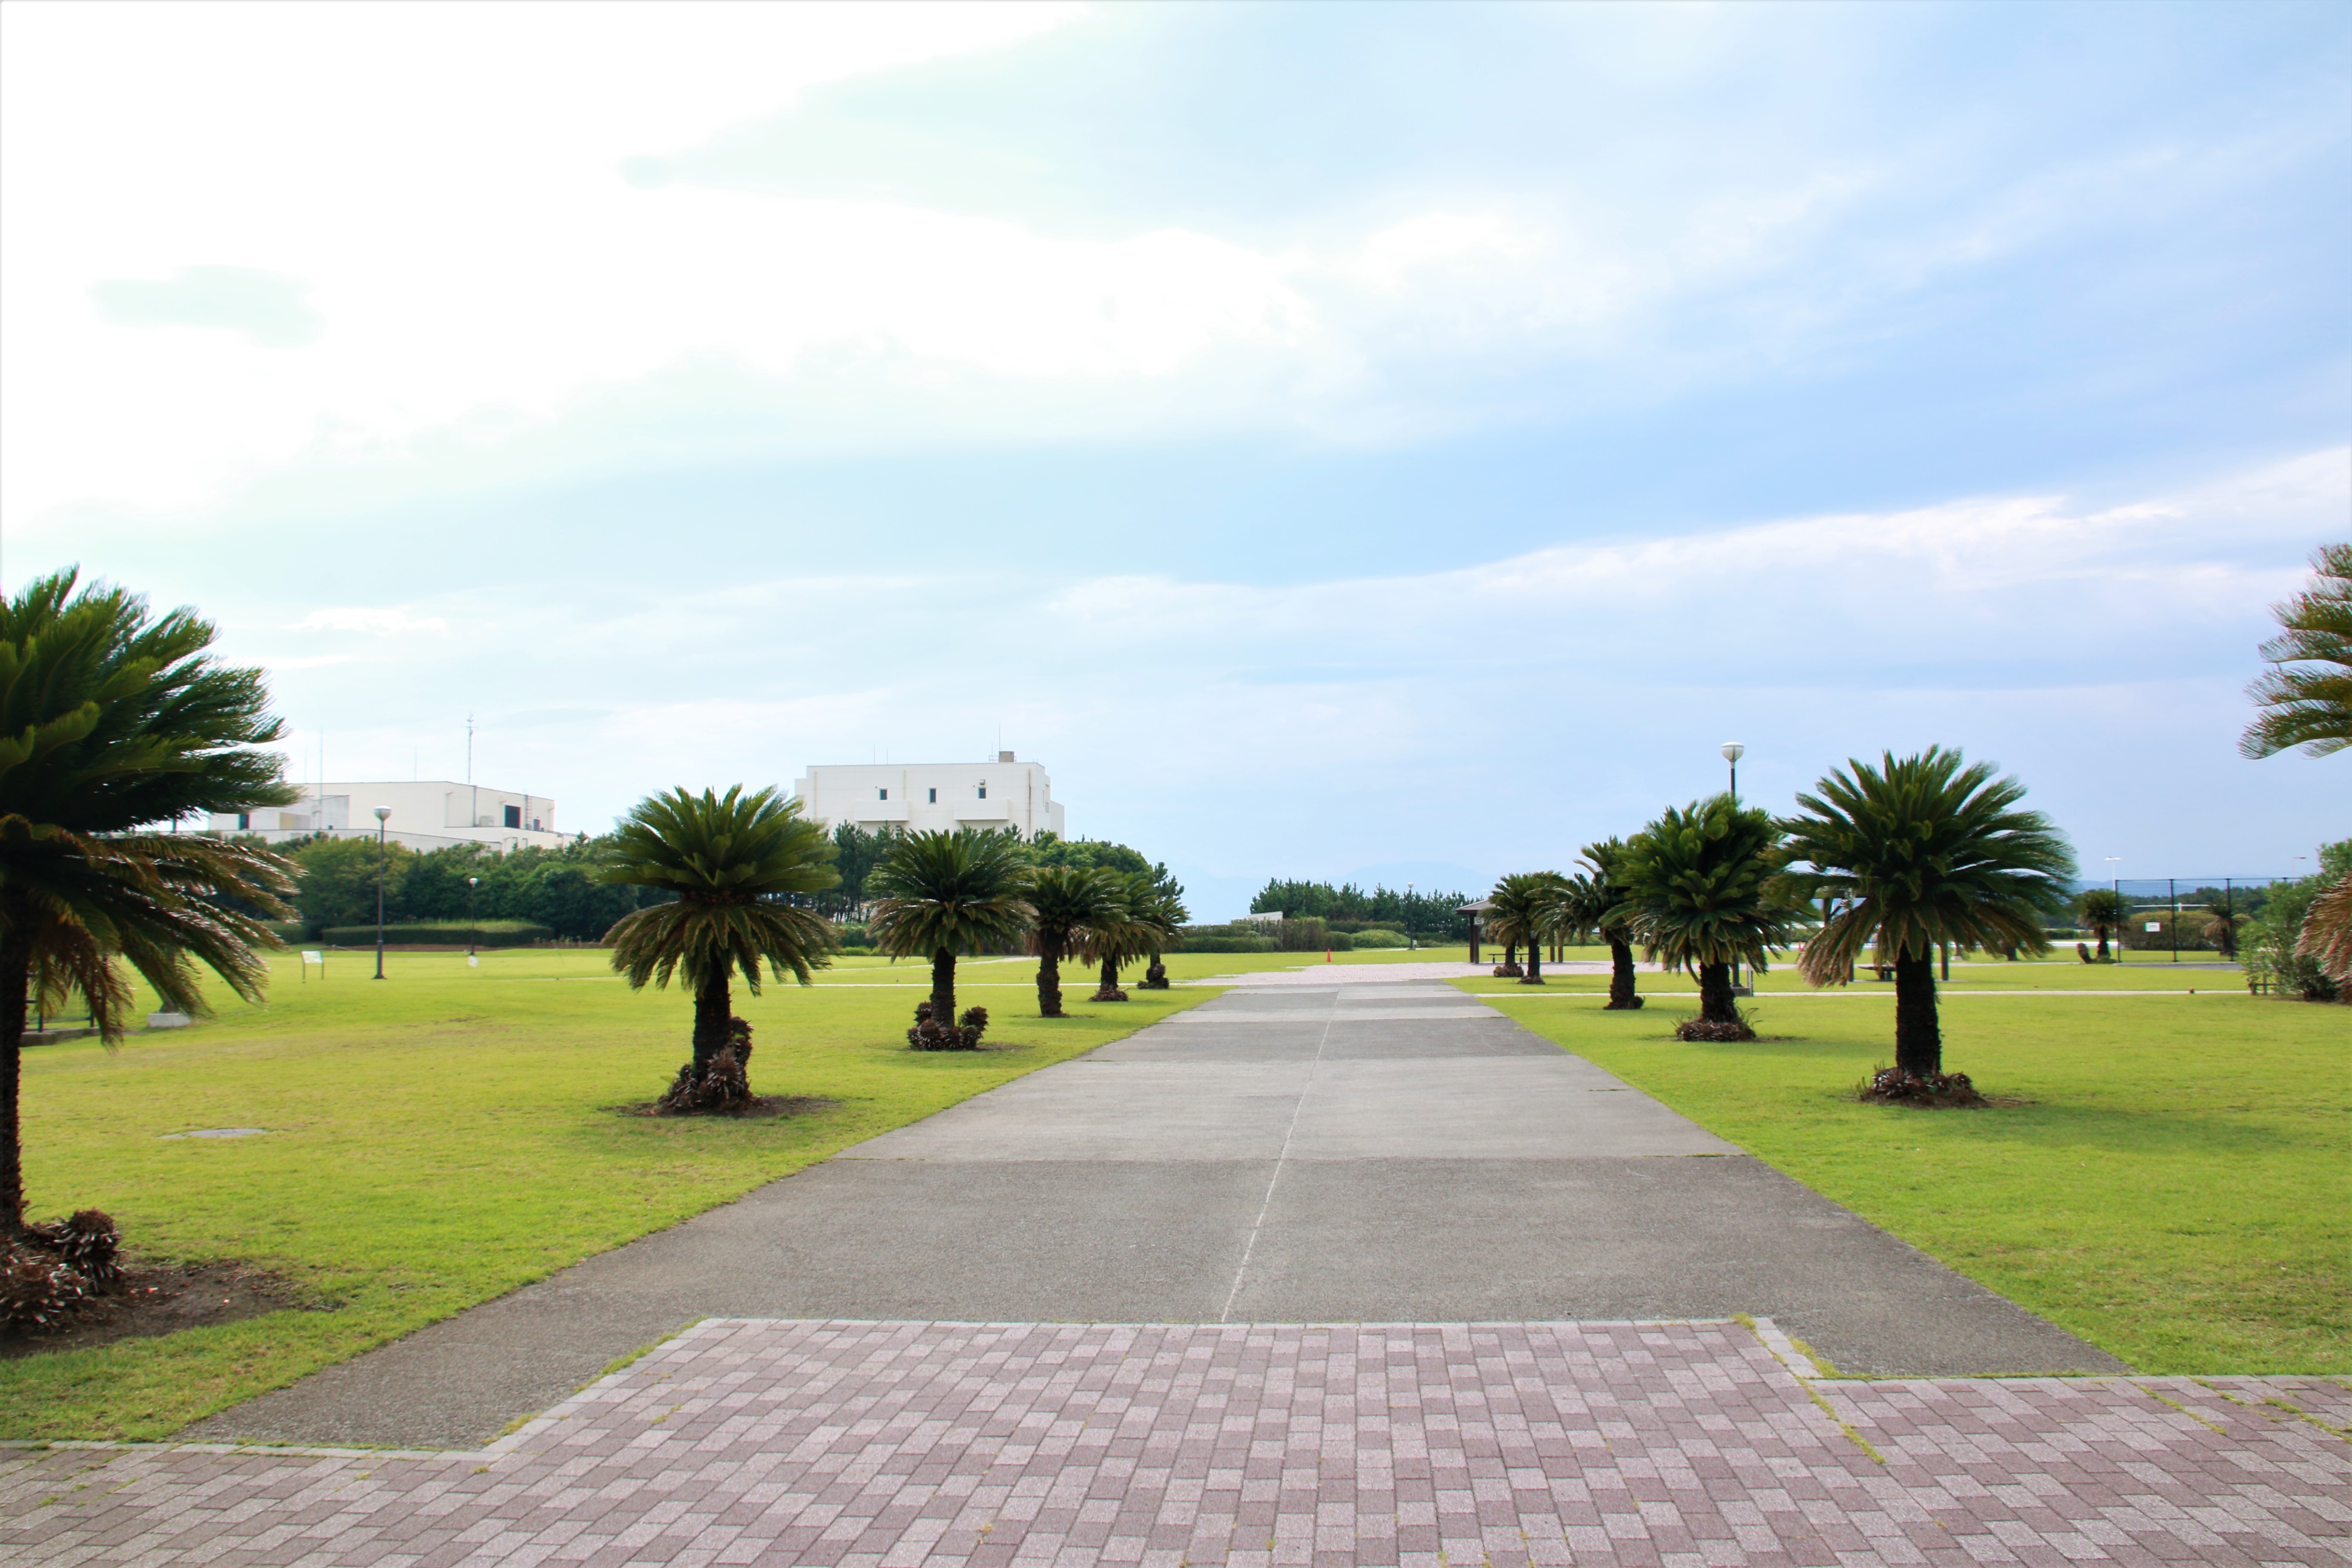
[1467,980,2350,1375]
[4,948,1217,1442]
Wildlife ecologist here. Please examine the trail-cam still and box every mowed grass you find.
[1468,980,2350,1375]
[5,947,1216,1442]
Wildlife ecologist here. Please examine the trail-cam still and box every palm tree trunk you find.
[1038,948,1063,1017]
[1522,938,1544,984]
[0,937,27,1237]
[692,970,731,1075]
[2095,926,2110,962]
[1099,955,1120,995]
[1697,962,1736,1024]
[932,948,957,1026]
[1606,938,1642,1009]
[1893,949,1941,1076]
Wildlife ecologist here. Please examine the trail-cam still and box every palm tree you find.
[1083,871,1170,1000]
[600,787,839,1104]
[1577,839,1645,1009]
[1134,867,1188,988]
[2075,888,2122,962]
[2240,542,2352,759]
[867,828,1033,1028]
[1028,864,1115,1017]
[1485,872,1567,984]
[1618,797,1795,1034]
[1,569,298,1237]
[1778,748,2073,1079]
[2298,873,2352,987]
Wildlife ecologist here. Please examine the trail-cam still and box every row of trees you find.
[598,792,1190,1105]
[265,833,663,940]
[1480,749,2075,1083]
[1246,880,1473,940]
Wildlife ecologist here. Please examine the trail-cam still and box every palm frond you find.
[867,829,1034,959]
[2241,542,2352,759]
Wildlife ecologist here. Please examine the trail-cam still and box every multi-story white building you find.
[794,753,1064,840]
[208,781,568,853]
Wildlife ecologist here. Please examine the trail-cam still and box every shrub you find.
[1169,928,1278,953]
[907,1001,986,1050]
[1351,928,1409,949]
[1858,1066,1988,1108]
[318,919,554,947]
[1674,1011,1758,1043]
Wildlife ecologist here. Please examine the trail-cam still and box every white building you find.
[208,781,569,853]
[794,753,1065,840]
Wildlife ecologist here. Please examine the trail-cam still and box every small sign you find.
[468,956,480,967]
[2145,921,2162,932]
[302,950,325,965]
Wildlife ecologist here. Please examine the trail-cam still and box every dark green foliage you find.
[317,920,551,947]
[814,822,900,918]
[1619,797,1797,1032]
[1579,839,1647,1010]
[2074,887,2122,960]
[601,787,839,1103]
[1779,747,2074,1077]
[1028,833,1154,877]
[0,568,297,1235]
[2242,840,2352,1001]
[2241,541,2352,759]
[1028,865,1118,1017]
[868,829,1034,1030]
[1250,878,1471,940]
[282,835,650,941]
[1483,872,1570,984]
[1168,927,1279,953]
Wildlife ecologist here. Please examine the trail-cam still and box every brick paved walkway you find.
[6,1317,2345,1566]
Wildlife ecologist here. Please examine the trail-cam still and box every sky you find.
[3,0,2346,919]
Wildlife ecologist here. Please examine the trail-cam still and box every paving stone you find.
[6,1320,2343,1565]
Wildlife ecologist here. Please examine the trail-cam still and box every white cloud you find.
[289,607,447,636]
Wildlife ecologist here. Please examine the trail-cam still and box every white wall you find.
[794,756,1063,840]
[208,780,567,853]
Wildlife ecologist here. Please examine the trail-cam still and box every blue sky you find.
[4,1,2345,918]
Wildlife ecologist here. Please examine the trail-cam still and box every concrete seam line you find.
[1219,1005,1335,1324]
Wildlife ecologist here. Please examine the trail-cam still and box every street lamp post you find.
[468,875,481,965]
[1406,881,1415,952]
[1721,743,1747,989]
[2116,865,2135,964]
[373,806,392,979]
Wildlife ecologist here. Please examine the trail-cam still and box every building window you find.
[503,803,521,828]
[978,783,988,799]
[879,788,888,801]
[235,812,249,830]
[927,787,937,802]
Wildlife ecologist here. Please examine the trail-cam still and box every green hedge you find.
[316,920,554,947]
[1350,928,1409,949]
[1170,934,1278,953]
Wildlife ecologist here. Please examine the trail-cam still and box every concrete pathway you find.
[186,982,2119,1453]
[10,1320,2345,1566]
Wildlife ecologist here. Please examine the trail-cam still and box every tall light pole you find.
[468,875,481,965]
[2104,856,2121,965]
[373,807,392,979]
[1406,881,1415,952]
[1721,743,1747,988]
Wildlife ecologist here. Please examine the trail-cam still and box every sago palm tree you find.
[1084,871,1176,999]
[1577,839,1645,1009]
[600,787,839,1099]
[1485,872,1568,984]
[2074,888,2122,962]
[2240,541,2352,759]
[1618,797,1795,1033]
[1028,864,1116,1017]
[1778,748,2073,1079]
[2297,873,2352,987]
[1133,868,1188,988]
[1,569,298,1237]
[867,828,1033,1027]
